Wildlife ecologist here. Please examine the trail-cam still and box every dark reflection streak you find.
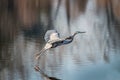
[34,50,61,80]
[65,0,71,33]
[54,0,62,20]
[34,66,61,80]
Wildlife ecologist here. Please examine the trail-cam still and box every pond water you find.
[0,0,120,80]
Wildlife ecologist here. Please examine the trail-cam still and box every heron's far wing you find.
[44,30,60,42]
[35,48,46,60]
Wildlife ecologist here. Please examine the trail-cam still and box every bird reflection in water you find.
[34,30,85,80]
[34,66,61,80]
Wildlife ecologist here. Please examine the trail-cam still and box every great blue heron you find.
[35,30,85,60]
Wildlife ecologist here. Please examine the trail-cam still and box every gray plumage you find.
[35,30,85,60]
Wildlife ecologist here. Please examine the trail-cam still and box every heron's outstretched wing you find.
[35,43,52,60]
[35,48,47,60]
[44,30,60,42]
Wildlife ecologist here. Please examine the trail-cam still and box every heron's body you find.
[35,30,85,60]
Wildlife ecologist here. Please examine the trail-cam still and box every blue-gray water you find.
[0,0,120,80]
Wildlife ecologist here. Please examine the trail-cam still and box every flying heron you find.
[35,30,85,60]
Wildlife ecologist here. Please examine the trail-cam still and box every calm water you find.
[1,0,120,80]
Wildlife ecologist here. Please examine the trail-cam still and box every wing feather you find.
[44,30,60,42]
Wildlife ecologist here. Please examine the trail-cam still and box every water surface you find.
[0,0,120,80]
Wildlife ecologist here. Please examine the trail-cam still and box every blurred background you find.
[0,0,120,80]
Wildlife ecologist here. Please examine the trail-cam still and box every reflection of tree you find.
[1,0,120,42]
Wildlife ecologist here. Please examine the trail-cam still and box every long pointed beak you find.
[77,31,86,33]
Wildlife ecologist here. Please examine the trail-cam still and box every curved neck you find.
[72,33,78,38]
